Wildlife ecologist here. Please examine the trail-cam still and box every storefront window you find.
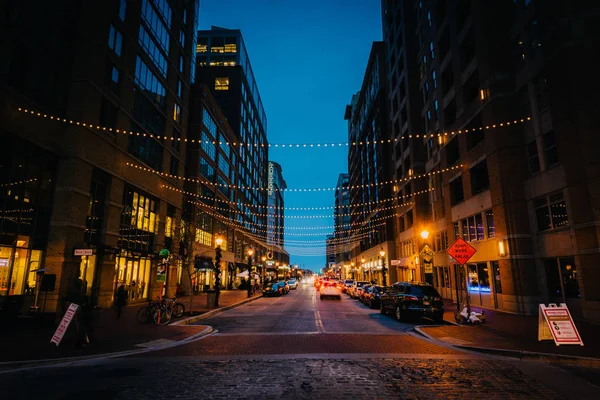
[0,247,13,295]
[545,257,579,299]
[443,266,450,288]
[26,250,43,292]
[115,251,151,301]
[79,255,96,296]
[9,248,27,295]
[477,263,490,293]
[468,264,478,291]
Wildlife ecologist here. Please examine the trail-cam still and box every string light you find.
[0,178,37,188]
[187,198,395,234]
[163,184,432,212]
[128,162,462,192]
[16,107,531,148]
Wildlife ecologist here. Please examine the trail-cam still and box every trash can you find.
[206,289,217,308]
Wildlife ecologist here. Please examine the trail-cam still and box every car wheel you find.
[395,306,403,322]
[380,304,386,315]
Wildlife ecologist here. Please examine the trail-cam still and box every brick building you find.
[381,0,600,321]
[0,0,200,312]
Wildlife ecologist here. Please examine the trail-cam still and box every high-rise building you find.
[194,26,270,263]
[0,0,200,311]
[344,42,395,285]
[266,161,289,268]
[333,173,350,265]
[382,0,600,322]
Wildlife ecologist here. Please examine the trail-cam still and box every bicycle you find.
[136,297,163,324]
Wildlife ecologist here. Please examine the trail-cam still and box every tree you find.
[179,219,209,315]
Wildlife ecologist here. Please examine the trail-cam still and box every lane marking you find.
[315,311,325,333]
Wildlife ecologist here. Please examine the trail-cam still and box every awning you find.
[194,256,215,271]
[236,263,249,271]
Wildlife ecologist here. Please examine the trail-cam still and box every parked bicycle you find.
[137,295,185,325]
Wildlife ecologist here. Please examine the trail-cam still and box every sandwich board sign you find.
[538,303,584,346]
[50,303,79,346]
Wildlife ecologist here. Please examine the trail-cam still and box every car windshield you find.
[288,280,296,284]
[356,281,368,287]
[408,285,441,297]
[344,280,354,284]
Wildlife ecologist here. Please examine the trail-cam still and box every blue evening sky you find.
[199,0,382,272]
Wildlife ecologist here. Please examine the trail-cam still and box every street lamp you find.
[214,237,223,307]
[420,229,431,283]
[420,230,430,240]
[261,255,267,283]
[247,248,254,298]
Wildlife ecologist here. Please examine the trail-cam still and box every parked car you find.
[263,282,282,297]
[349,281,369,299]
[380,282,444,322]
[363,285,385,309]
[341,279,354,293]
[287,279,298,290]
[319,281,341,300]
[278,281,290,294]
[356,284,372,302]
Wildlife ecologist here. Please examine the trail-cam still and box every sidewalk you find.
[0,289,255,363]
[418,300,600,360]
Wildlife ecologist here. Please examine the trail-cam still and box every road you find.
[1,278,597,399]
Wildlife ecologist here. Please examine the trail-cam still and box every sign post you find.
[446,238,477,316]
[538,303,584,346]
[157,249,170,324]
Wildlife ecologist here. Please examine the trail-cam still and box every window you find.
[449,176,464,205]
[203,109,217,137]
[99,98,118,130]
[433,99,439,120]
[534,192,569,231]
[543,131,559,167]
[85,180,106,245]
[105,62,120,94]
[195,228,212,246]
[544,257,579,299]
[165,205,176,238]
[170,156,178,175]
[430,41,435,59]
[527,140,540,173]
[119,0,126,21]
[179,55,184,73]
[215,77,229,91]
[180,30,185,47]
[108,25,123,56]
[432,70,437,88]
[119,188,158,251]
[486,209,495,238]
[201,132,216,159]
[199,157,215,182]
[173,103,181,123]
[177,80,183,98]
[446,137,460,165]
[138,25,168,77]
[134,56,166,110]
[470,159,490,194]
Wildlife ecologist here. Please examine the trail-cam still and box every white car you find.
[287,279,298,290]
[319,281,341,300]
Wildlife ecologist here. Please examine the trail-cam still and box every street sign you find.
[446,238,477,265]
[50,303,79,346]
[538,303,584,346]
[390,260,401,266]
[73,249,93,256]
[419,244,435,263]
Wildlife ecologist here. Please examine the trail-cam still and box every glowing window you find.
[215,77,229,91]
[196,44,207,53]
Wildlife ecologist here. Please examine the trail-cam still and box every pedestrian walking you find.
[115,284,127,320]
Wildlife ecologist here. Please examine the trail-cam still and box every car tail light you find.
[404,295,419,301]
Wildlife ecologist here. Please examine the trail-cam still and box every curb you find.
[0,325,215,373]
[413,326,600,362]
[172,294,263,325]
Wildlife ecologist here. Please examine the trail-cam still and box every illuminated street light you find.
[420,230,430,240]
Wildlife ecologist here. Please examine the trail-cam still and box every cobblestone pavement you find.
[0,357,563,399]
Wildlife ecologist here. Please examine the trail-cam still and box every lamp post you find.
[379,248,387,287]
[261,255,267,284]
[247,249,254,298]
[214,237,223,307]
[361,258,365,281]
[420,230,430,283]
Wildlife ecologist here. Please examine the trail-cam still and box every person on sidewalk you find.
[115,284,127,320]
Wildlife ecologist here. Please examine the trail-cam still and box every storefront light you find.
[498,240,506,257]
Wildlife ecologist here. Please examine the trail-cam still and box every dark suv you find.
[380,282,444,322]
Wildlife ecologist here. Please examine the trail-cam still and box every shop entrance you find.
[115,251,152,302]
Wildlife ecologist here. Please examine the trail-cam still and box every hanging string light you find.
[128,161,461,192]
[163,184,432,211]
[0,178,37,188]
[16,107,530,147]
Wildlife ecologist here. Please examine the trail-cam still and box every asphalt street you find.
[1,279,599,399]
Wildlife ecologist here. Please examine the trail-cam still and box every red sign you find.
[446,238,477,265]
